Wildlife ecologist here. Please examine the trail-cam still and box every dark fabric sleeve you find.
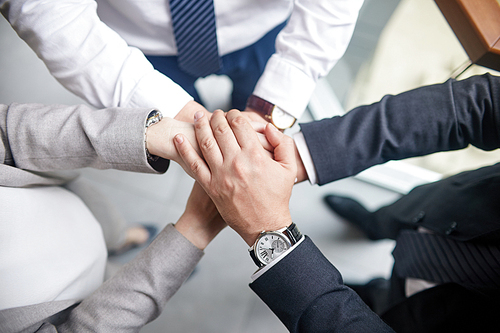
[250,237,394,333]
[301,74,500,185]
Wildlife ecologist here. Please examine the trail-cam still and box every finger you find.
[249,121,272,151]
[250,121,266,134]
[256,132,273,152]
[210,110,240,160]
[174,133,212,186]
[265,123,296,170]
[226,110,261,150]
[194,111,223,168]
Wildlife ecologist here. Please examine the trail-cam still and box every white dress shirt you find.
[2,0,363,118]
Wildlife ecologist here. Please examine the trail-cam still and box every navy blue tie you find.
[169,0,222,77]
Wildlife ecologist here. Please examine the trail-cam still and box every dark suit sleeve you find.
[301,74,500,185]
[250,237,394,333]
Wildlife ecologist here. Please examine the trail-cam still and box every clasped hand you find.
[174,110,296,246]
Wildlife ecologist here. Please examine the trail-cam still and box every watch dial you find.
[256,233,290,264]
[272,107,296,129]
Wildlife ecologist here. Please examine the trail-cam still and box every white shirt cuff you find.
[126,69,194,119]
[293,131,318,185]
[253,56,316,120]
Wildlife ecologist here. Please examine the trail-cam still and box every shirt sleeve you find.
[252,0,364,119]
[293,131,318,185]
[0,0,192,118]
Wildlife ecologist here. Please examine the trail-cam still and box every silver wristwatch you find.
[249,223,302,268]
[145,110,163,162]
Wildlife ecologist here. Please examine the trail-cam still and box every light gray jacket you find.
[0,103,203,332]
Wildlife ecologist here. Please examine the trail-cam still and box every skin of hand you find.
[146,102,273,173]
[174,181,226,250]
[173,110,296,246]
[146,116,200,173]
[146,100,207,167]
[251,120,308,183]
[174,100,212,123]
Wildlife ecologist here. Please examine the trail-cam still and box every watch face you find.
[256,232,291,265]
[271,107,296,129]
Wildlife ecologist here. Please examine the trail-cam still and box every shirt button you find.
[411,211,425,223]
[445,221,458,235]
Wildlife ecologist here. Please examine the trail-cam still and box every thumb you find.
[265,123,296,169]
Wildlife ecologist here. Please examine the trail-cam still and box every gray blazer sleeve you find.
[0,103,169,187]
[54,224,203,333]
[0,224,203,333]
[301,74,500,185]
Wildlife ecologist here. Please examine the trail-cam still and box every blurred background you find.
[1,0,499,331]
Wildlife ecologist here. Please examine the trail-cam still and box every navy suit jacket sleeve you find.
[301,74,500,185]
[250,237,394,333]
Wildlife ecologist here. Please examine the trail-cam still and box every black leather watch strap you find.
[285,222,302,244]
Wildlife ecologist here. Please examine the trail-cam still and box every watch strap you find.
[284,222,302,245]
[246,95,275,120]
[249,249,264,268]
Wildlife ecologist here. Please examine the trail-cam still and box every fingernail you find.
[194,111,204,122]
[269,123,279,131]
[175,134,184,144]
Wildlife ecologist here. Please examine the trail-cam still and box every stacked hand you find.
[145,102,305,249]
[173,110,297,246]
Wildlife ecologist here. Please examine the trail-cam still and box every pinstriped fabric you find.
[169,0,221,77]
[393,230,500,289]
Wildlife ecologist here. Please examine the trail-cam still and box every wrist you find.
[241,215,293,247]
[175,212,223,250]
[146,117,196,163]
[245,95,296,130]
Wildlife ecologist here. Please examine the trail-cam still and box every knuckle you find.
[200,137,216,151]
[189,159,203,174]
[214,123,230,136]
[231,115,247,127]
[194,120,204,130]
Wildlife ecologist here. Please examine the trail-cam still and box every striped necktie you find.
[393,230,500,290]
[169,0,222,77]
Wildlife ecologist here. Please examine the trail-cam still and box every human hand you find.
[174,100,212,123]
[175,181,226,250]
[146,101,207,167]
[251,120,308,183]
[174,110,296,246]
[145,116,200,173]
